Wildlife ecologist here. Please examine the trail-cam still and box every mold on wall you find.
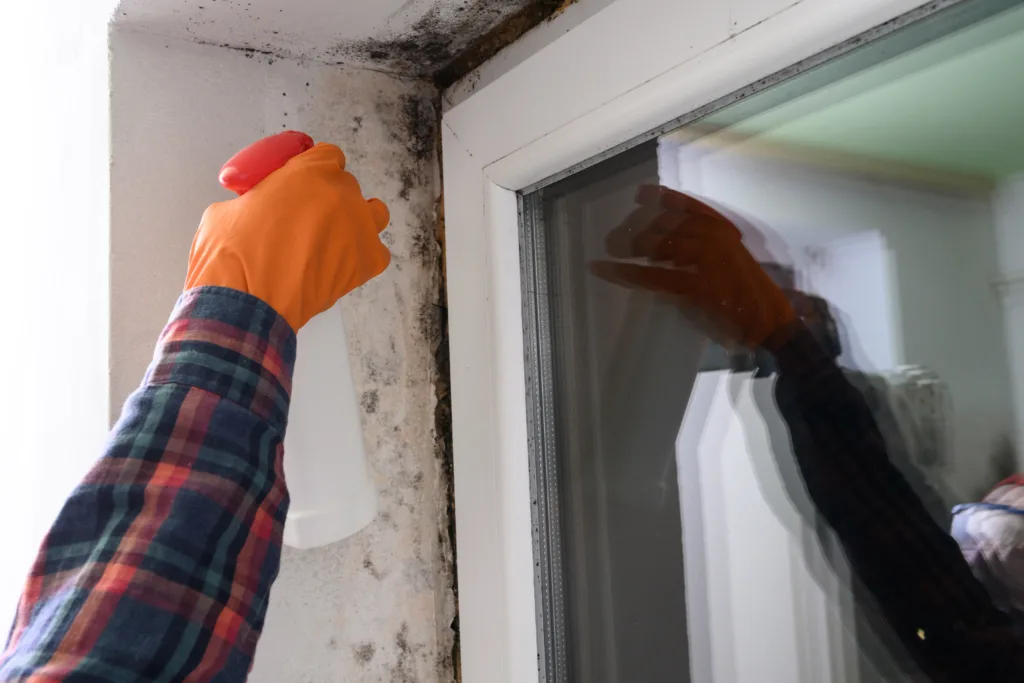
[109,28,454,682]
[114,0,575,81]
[107,3,586,680]
[331,0,576,83]
[434,0,577,87]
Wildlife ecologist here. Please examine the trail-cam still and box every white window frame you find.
[439,0,945,681]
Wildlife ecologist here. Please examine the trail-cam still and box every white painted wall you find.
[108,28,452,682]
[671,147,1015,498]
[992,175,1024,471]
[0,0,113,635]
[794,231,902,372]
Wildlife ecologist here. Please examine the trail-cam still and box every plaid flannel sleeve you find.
[770,325,1024,683]
[0,286,295,683]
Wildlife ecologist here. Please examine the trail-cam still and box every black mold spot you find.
[353,642,376,665]
[439,0,576,87]
[352,115,364,132]
[389,622,417,683]
[361,389,379,415]
[327,637,339,650]
[378,92,437,178]
[363,556,383,580]
[399,167,417,202]
[418,301,442,347]
[410,217,435,269]
[363,357,398,387]
[330,0,562,81]
[431,191,460,682]
[396,623,410,654]
[400,94,437,163]
[217,43,276,61]
[333,7,457,78]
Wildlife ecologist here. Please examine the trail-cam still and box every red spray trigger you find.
[219,130,315,195]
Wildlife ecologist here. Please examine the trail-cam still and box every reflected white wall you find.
[992,175,1024,472]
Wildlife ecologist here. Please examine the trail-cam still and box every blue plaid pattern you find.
[1,287,295,682]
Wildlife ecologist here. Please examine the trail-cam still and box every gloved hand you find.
[591,185,795,350]
[185,131,392,332]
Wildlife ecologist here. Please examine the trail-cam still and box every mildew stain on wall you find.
[134,48,460,683]
[111,1,579,680]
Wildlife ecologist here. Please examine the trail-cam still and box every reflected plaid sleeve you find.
[0,286,295,682]
[770,324,1024,683]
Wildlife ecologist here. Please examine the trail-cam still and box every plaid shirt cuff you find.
[146,287,297,436]
[1,285,297,681]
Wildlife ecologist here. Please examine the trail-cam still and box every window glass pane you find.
[523,2,1024,682]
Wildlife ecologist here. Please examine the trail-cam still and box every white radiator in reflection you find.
[676,372,904,683]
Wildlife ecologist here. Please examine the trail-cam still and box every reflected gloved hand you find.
[185,131,392,332]
[590,184,795,350]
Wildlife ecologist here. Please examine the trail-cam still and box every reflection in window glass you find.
[523,2,1024,682]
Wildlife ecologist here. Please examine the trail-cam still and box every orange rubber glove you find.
[185,132,391,332]
[591,185,795,350]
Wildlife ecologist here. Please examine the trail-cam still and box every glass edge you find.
[518,0,1016,198]
[520,190,571,683]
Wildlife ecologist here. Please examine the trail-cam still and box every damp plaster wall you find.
[115,0,558,79]
[110,28,454,682]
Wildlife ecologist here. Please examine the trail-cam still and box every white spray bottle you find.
[219,131,378,550]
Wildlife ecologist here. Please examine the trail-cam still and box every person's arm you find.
[768,324,1024,682]
[1,133,391,681]
[1,287,294,681]
[592,184,1024,682]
